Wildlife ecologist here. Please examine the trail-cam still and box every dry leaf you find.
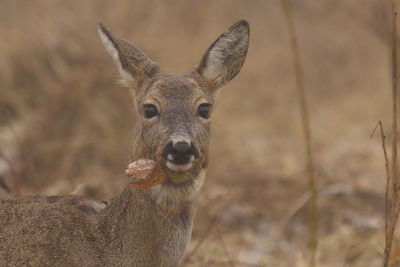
[125,159,165,189]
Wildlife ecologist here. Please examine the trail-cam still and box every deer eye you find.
[143,104,158,119]
[198,103,211,119]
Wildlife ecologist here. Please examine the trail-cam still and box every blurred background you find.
[0,0,397,266]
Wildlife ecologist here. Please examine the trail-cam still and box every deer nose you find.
[162,141,198,165]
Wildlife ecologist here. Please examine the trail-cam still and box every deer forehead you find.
[139,74,213,108]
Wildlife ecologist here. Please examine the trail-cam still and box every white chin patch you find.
[166,161,193,171]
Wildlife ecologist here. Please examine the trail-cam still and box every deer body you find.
[1,185,197,266]
[0,21,249,266]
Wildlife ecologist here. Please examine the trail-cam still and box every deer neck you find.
[95,170,204,259]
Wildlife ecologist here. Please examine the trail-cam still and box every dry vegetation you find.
[0,0,399,266]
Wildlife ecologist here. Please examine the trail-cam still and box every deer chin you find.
[162,158,202,184]
[166,160,193,172]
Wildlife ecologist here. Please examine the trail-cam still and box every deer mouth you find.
[165,155,195,171]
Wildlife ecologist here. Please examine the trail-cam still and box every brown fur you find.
[0,20,249,266]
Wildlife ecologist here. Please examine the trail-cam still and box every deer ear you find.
[197,20,249,94]
[97,23,160,89]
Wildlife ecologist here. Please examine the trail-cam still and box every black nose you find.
[162,141,199,165]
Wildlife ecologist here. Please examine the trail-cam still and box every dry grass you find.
[0,0,398,266]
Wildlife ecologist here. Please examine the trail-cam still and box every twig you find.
[281,0,318,266]
[371,121,391,245]
[0,148,21,197]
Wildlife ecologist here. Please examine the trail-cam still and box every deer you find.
[0,20,249,266]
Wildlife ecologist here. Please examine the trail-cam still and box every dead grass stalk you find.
[281,0,318,266]
[382,1,400,266]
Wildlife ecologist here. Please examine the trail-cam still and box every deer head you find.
[98,20,249,189]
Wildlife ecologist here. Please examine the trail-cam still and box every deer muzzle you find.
[162,141,199,171]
